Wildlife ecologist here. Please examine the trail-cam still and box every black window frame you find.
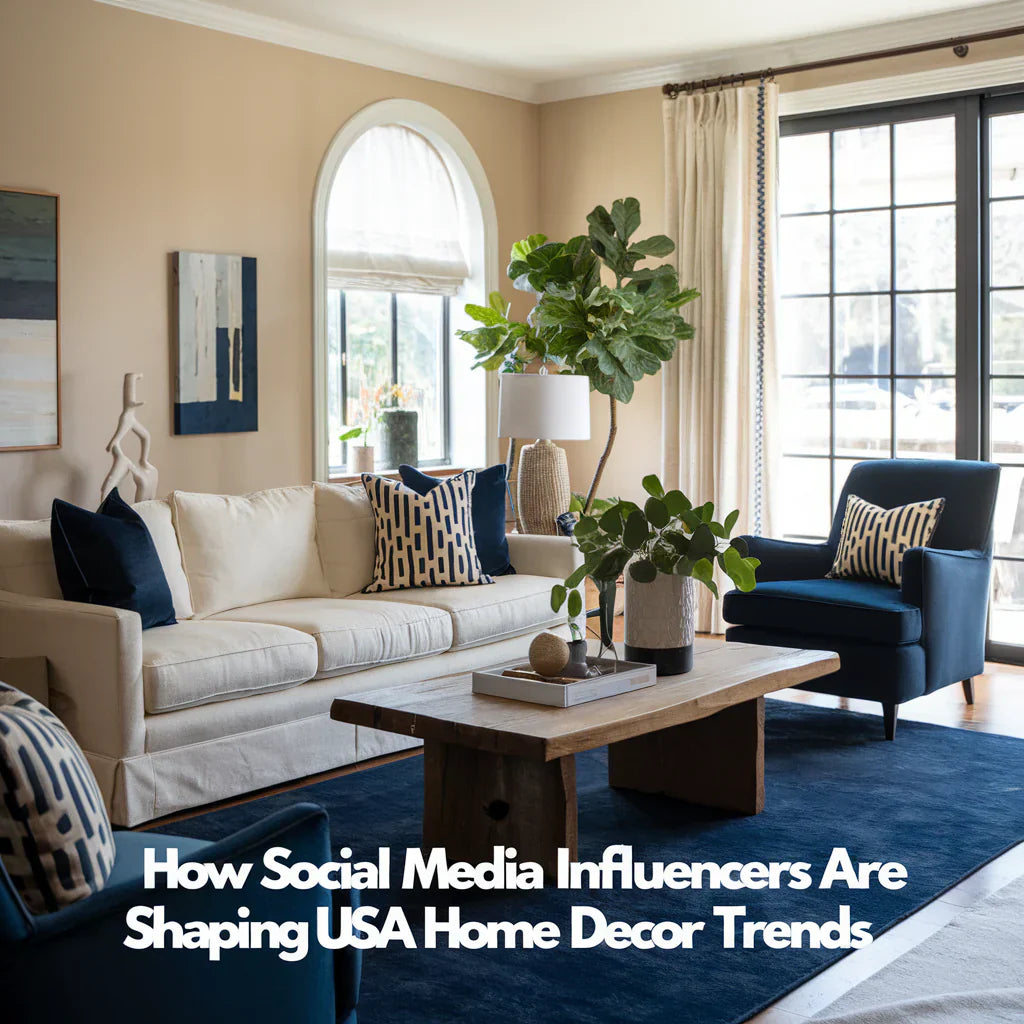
[782,84,1024,665]
[333,288,452,475]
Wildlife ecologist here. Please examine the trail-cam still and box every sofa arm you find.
[0,589,144,760]
[738,536,834,581]
[901,547,991,690]
[507,533,584,580]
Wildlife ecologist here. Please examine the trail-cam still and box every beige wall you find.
[538,88,665,505]
[539,37,1024,505]
[0,0,539,518]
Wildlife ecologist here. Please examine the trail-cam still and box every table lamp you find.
[498,372,591,535]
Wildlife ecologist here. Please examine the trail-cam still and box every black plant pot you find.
[379,409,418,469]
[567,638,588,666]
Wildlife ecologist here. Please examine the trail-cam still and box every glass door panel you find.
[986,109,1024,658]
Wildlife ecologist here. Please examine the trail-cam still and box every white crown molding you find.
[93,0,541,102]
[94,0,1024,106]
[780,53,1024,114]
[536,0,1024,103]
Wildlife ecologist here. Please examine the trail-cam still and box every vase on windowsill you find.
[379,408,418,469]
[351,446,375,474]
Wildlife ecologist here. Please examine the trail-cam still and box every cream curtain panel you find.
[662,82,780,633]
[327,124,470,296]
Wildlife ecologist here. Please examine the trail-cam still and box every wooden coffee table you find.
[330,639,839,875]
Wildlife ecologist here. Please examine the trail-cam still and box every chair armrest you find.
[901,547,991,689]
[738,536,834,581]
[0,589,144,759]
[506,533,584,580]
[9,804,353,1023]
[901,546,991,607]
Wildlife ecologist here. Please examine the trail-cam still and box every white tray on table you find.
[471,656,656,708]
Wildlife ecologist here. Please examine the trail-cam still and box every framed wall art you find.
[173,251,257,435]
[0,188,60,451]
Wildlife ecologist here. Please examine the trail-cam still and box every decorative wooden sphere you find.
[529,632,570,677]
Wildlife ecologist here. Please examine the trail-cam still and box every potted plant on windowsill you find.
[551,474,760,676]
[341,384,382,474]
[340,421,374,474]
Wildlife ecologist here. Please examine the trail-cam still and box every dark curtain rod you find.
[662,23,1024,97]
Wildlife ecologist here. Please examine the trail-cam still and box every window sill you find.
[328,465,466,486]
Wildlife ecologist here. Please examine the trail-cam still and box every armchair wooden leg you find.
[882,702,898,741]
[961,678,975,705]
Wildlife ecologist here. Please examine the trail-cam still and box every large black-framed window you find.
[325,288,451,475]
[983,94,1024,662]
[781,87,1024,664]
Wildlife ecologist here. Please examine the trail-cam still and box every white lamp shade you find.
[497,373,591,441]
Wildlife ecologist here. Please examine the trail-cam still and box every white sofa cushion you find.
[142,619,318,713]
[213,597,452,676]
[171,485,330,617]
[314,482,375,596]
[356,573,563,650]
[0,519,61,599]
[134,499,193,619]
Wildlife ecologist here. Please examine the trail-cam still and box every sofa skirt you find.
[93,629,562,826]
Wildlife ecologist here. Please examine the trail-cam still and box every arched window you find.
[313,102,498,480]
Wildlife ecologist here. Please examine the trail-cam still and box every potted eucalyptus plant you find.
[551,474,760,675]
[457,198,698,514]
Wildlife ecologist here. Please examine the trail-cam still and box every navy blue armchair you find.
[0,803,361,1023]
[723,459,1000,739]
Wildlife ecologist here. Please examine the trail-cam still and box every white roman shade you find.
[327,124,470,296]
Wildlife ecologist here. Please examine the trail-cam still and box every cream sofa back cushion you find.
[314,482,376,596]
[134,498,194,619]
[0,520,60,599]
[172,485,330,617]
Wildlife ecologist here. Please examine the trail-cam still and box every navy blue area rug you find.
[152,702,1024,1024]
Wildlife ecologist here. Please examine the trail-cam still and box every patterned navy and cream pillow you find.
[361,471,494,593]
[0,684,114,913]
[828,493,945,587]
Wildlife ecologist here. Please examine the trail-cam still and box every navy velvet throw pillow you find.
[398,463,514,577]
[50,488,176,629]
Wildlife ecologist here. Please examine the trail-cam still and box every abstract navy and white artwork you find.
[0,189,60,451]
[173,251,257,435]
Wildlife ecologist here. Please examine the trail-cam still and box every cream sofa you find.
[0,482,582,826]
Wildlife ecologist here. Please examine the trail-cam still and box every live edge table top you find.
[329,640,840,763]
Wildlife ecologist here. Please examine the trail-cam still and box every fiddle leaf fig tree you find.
[460,290,549,373]
[456,198,698,512]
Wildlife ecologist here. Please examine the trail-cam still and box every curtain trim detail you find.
[753,78,767,538]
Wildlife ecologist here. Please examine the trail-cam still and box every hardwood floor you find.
[771,661,1024,739]
[143,616,1024,1023]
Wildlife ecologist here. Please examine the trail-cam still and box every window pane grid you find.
[783,200,954,217]
[781,99,1024,659]
[330,288,451,474]
[988,111,1024,647]
[779,114,958,542]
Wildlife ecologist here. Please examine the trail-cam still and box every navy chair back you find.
[828,459,1000,554]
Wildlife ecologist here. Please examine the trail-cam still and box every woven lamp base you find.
[517,438,570,535]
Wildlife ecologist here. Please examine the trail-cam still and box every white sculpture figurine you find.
[101,373,158,503]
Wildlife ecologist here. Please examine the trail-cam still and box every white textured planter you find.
[624,572,695,675]
[350,446,375,474]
